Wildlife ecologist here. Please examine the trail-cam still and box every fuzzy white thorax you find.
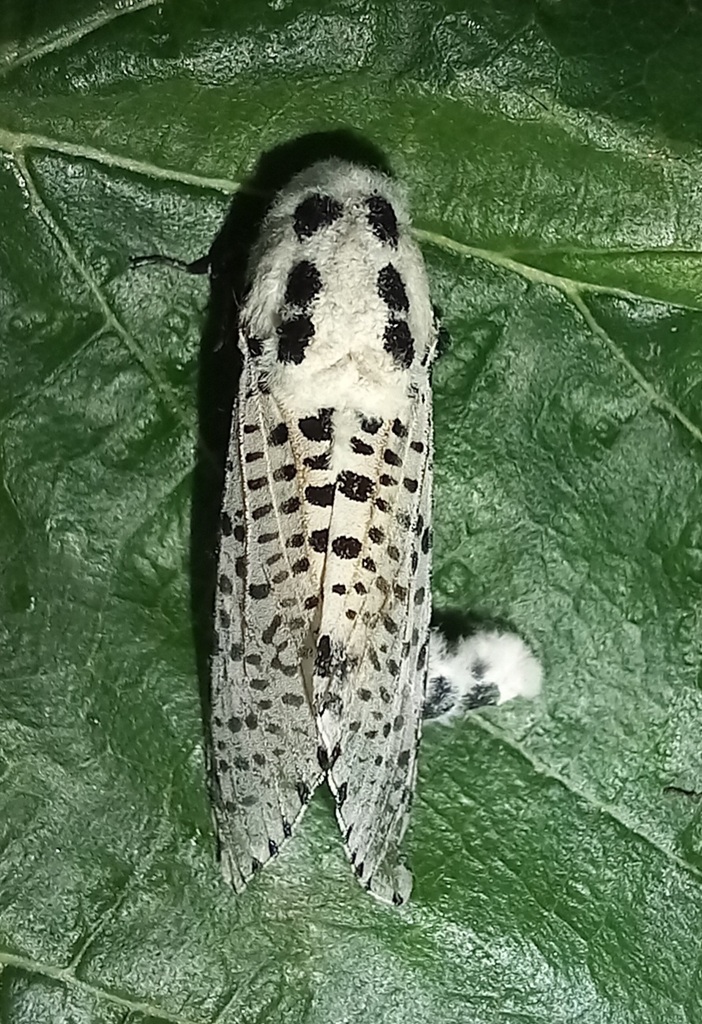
[242,158,435,421]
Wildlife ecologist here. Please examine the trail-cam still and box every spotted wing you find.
[211,361,329,891]
[313,392,433,905]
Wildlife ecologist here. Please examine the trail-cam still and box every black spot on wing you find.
[350,436,374,456]
[299,408,333,441]
[316,634,332,676]
[377,264,409,312]
[337,470,374,503]
[360,415,382,434]
[294,193,343,240]
[273,464,297,482]
[310,529,329,552]
[269,423,289,446]
[306,483,335,507]
[366,195,399,246]
[304,452,330,470]
[278,315,315,365]
[285,259,322,307]
[332,535,362,559]
[417,639,428,670]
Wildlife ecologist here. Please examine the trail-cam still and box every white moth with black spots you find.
[212,158,541,906]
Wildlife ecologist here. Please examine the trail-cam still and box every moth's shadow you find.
[430,606,520,643]
[190,130,391,751]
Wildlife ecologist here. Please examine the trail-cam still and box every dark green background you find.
[1,1,702,1021]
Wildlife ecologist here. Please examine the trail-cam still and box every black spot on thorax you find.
[377,264,409,312]
[285,260,322,307]
[294,193,343,240]
[278,315,314,365]
[365,195,399,246]
[384,319,414,369]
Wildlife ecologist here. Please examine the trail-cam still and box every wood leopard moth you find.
[210,158,542,906]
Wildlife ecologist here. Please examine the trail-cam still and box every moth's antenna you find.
[129,253,211,275]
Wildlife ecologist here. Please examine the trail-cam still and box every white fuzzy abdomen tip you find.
[424,627,542,724]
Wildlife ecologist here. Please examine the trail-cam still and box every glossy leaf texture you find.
[1,1,702,1022]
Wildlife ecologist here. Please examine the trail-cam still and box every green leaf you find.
[2,2,702,1022]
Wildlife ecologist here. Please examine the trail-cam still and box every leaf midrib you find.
[2,125,700,314]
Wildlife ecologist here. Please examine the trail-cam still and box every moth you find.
[210,159,541,905]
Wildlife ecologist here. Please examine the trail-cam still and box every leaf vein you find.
[469,713,702,885]
[0,127,240,195]
[10,152,194,431]
[413,228,702,313]
[0,951,205,1024]
[0,0,161,78]
[569,291,702,446]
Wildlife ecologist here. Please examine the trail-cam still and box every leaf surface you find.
[1,2,702,1022]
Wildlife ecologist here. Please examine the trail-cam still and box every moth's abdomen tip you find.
[425,627,543,723]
